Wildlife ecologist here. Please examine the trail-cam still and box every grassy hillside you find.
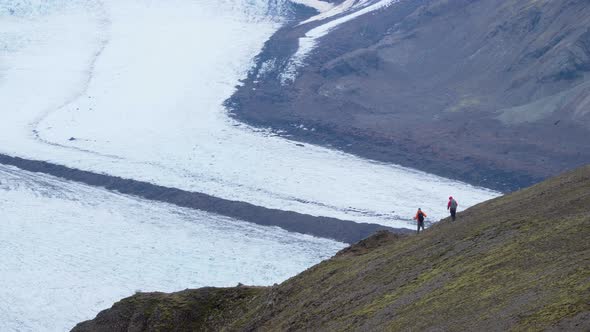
[73,165,590,331]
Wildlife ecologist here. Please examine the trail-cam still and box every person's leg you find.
[451,208,456,221]
[417,221,420,234]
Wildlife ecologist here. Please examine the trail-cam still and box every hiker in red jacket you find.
[413,208,427,234]
[448,196,458,221]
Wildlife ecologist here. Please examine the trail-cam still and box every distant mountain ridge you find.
[72,165,590,331]
[229,0,590,192]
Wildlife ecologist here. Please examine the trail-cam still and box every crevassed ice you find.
[0,165,346,332]
[0,0,498,230]
[0,0,98,17]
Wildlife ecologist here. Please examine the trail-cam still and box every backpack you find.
[418,212,425,222]
[450,199,458,209]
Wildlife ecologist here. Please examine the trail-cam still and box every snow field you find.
[0,165,346,331]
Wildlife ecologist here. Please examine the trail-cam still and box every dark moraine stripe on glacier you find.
[0,154,409,243]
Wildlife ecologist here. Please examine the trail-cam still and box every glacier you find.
[0,0,502,330]
[0,164,346,331]
[0,0,498,228]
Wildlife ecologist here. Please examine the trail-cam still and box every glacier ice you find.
[0,165,346,331]
[0,0,498,229]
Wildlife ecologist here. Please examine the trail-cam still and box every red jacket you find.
[413,210,427,221]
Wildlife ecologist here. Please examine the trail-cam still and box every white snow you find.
[0,0,498,230]
[300,0,370,24]
[283,0,398,82]
[0,165,346,331]
[290,0,334,12]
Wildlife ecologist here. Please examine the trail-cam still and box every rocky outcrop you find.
[229,0,590,192]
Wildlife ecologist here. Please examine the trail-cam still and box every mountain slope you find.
[229,0,590,192]
[73,165,590,331]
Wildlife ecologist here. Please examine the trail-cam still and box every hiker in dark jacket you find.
[448,196,458,221]
[413,208,427,234]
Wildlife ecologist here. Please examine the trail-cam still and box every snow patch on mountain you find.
[290,0,334,12]
[300,0,371,24]
[282,0,398,83]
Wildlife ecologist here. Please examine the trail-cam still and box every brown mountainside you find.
[73,165,590,331]
[229,0,590,192]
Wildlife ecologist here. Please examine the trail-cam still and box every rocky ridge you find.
[73,165,590,331]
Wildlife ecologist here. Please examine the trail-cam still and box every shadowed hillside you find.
[229,0,590,192]
[73,165,590,331]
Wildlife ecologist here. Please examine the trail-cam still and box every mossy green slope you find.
[72,287,267,332]
[73,166,590,331]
